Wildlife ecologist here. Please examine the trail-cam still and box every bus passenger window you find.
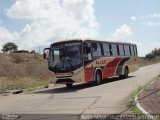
[124,45,130,56]
[119,44,124,56]
[100,43,104,56]
[111,44,118,56]
[130,46,134,55]
[92,42,102,57]
[103,43,110,56]
[84,43,92,60]
[133,45,137,55]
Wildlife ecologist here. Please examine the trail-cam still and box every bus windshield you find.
[50,42,83,71]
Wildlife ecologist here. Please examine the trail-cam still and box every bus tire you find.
[124,66,129,78]
[66,83,73,88]
[95,70,102,85]
[119,67,129,79]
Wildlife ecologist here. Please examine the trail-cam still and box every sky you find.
[0,0,160,56]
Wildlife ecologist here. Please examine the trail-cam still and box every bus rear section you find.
[83,40,139,85]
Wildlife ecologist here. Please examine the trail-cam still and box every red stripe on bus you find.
[103,57,122,79]
[85,67,94,82]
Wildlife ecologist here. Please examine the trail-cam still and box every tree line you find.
[1,42,35,53]
[145,48,160,59]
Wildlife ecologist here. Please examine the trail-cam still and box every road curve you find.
[0,63,159,115]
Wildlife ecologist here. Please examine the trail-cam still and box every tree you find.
[2,42,18,53]
[31,50,36,53]
[145,53,155,59]
[145,48,160,60]
[151,48,160,56]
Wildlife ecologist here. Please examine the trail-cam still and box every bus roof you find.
[51,37,136,46]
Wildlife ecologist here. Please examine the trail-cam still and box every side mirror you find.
[43,48,50,60]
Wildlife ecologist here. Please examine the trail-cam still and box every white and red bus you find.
[43,38,139,88]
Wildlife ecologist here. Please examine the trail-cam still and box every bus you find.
[43,38,139,88]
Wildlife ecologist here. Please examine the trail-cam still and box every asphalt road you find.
[0,63,160,119]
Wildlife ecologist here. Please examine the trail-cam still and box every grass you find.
[0,77,52,94]
[0,53,53,94]
[138,58,160,67]
[127,86,144,115]
[128,75,160,120]
[127,85,156,120]
[128,57,159,115]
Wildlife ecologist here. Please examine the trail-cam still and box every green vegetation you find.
[0,53,52,94]
[138,48,160,67]
[128,76,160,120]
[145,48,160,60]
[2,42,18,53]
[127,86,144,115]
[0,77,52,94]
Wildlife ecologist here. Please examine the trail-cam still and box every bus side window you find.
[103,43,110,56]
[133,45,137,56]
[111,44,118,56]
[92,42,102,57]
[124,45,130,56]
[84,43,92,60]
[119,44,124,56]
[100,43,104,56]
[130,46,134,56]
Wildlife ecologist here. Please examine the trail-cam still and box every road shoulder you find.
[138,75,160,114]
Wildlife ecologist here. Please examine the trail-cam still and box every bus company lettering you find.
[96,60,106,65]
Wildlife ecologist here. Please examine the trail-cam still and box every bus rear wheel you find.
[124,67,129,78]
[66,83,73,88]
[95,71,102,85]
[119,67,129,79]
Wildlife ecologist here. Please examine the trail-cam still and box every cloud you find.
[112,24,133,39]
[143,13,160,27]
[131,16,137,22]
[131,13,160,27]
[147,13,160,18]
[3,0,98,51]
[143,21,160,27]
[0,26,19,51]
[137,41,160,57]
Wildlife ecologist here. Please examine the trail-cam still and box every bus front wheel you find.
[66,83,73,88]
